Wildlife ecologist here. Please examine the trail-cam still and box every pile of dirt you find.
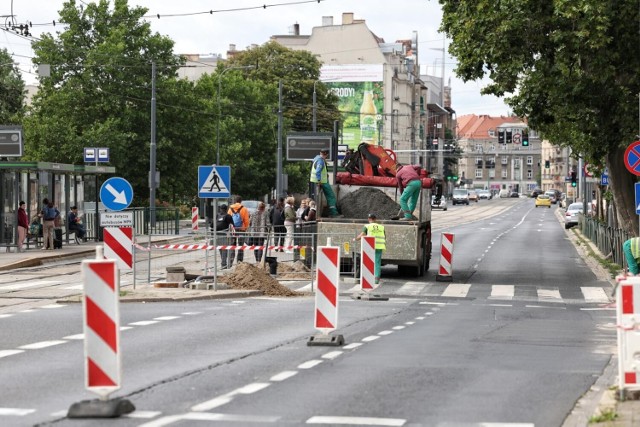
[337,187,401,219]
[224,263,300,297]
[277,260,313,279]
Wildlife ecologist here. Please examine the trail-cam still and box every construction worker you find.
[310,148,341,217]
[396,163,422,220]
[355,213,386,284]
[623,237,640,276]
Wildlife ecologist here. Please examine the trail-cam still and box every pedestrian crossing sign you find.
[198,165,231,198]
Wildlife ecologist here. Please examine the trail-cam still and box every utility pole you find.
[150,61,157,228]
[276,81,284,197]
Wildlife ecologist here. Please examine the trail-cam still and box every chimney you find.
[322,16,333,26]
[342,12,354,25]
[293,23,300,35]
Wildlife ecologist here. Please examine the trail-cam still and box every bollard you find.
[191,207,199,231]
[352,236,388,301]
[308,246,344,346]
[617,277,640,398]
[436,232,455,282]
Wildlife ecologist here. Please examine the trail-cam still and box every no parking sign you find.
[623,141,640,176]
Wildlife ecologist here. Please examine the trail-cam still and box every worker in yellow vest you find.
[623,237,640,275]
[355,213,386,284]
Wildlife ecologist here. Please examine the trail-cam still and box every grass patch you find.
[120,290,129,297]
[589,408,618,423]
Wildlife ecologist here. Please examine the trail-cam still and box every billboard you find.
[320,64,384,149]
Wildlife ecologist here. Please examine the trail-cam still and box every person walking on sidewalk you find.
[283,196,297,253]
[17,201,28,252]
[396,163,422,220]
[248,202,269,262]
[355,213,386,284]
[310,148,341,217]
[227,196,250,267]
[40,198,59,250]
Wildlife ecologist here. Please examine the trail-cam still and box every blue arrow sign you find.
[198,166,231,199]
[100,177,134,211]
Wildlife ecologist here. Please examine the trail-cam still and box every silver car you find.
[564,202,590,229]
[431,195,447,211]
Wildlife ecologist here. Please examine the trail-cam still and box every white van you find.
[499,189,510,198]
[452,189,470,205]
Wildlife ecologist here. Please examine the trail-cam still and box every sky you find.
[2,0,512,116]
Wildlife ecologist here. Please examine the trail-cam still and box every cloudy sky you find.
[2,0,511,116]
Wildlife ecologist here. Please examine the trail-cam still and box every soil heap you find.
[337,187,401,219]
[225,263,300,297]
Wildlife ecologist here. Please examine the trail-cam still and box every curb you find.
[57,289,264,304]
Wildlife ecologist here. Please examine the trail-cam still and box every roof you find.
[456,114,526,139]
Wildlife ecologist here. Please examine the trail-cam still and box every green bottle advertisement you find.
[359,81,378,143]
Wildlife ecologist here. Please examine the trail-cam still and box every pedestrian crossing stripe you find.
[198,165,231,198]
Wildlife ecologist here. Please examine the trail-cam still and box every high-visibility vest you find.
[365,223,386,250]
[631,238,640,259]
[309,155,328,184]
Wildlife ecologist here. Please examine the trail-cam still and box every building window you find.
[475,157,483,165]
[527,156,533,165]
[501,156,508,165]
[488,128,495,137]
[489,144,495,151]
[475,169,483,178]
[475,143,483,152]
[527,170,532,179]
[501,170,508,178]
[489,169,495,179]
[514,158,521,168]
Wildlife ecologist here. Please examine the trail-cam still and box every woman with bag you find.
[248,202,269,262]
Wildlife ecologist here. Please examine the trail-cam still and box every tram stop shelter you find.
[0,161,116,251]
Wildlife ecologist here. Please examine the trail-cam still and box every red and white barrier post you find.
[617,277,640,396]
[103,227,133,272]
[192,207,199,232]
[360,236,376,291]
[308,245,344,346]
[68,247,134,418]
[436,232,455,282]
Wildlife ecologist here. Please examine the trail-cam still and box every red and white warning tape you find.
[153,244,308,251]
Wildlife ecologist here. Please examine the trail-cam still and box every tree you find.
[24,0,208,204]
[439,0,640,233]
[0,48,25,124]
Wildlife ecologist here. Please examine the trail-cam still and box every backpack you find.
[215,213,229,231]
[231,206,243,228]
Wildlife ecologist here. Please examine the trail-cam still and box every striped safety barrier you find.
[153,244,308,251]
[192,207,199,231]
[617,276,640,391]
[314,246,340,331]
[103,227,133,271]
[360,236,376,291]
[436,232,455,282]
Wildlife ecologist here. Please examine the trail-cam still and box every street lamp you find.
[216,65,254,165]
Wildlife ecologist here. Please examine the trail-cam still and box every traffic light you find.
[571,171,577,187]
[506,129,513,144]
[522,129,529,146]
[498,129,505,144]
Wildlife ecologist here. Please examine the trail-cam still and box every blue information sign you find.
[635,183,640,215]
[198,166,231,199]
[100,177,134,211]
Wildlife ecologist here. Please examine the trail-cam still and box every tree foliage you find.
[0,48,25,124]
[440,0,640,233]
[24,0,208,204]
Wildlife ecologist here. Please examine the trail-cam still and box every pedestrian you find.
[249,201,269,262]
[283,196,296,253]
[270,197,285,252]
[623,237,640,276]
[396,163,422,220]
[17,201,28,252]
[310,148,341,217]
[40,198,59,250]
[355,213,386,284]
[304,200,317,222]
[67,206,86,241]
[214,203,233,269]
[227,196,250,267]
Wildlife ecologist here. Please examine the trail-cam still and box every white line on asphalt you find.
[378,330,393,335]
[306,415,406,425]
[191,396,233,412]
[231,300,245,304]
[392,326,406,330]
[419,301,447,305]
[405,321,415,325]
[442,283,471,298]
[0,350,24,358]
[129,320,159,326]
[580,307,616,311]
[415,316,425,320]
[153,316,181,321]
[63,285,83,290]
[362,335,380,342]
[184,412,280,423]
[120,326,133,331]
[396,282,427,295]
[298,360,323,369]
[425,312,434,315]
[525,305,567,310]
[181,312,203,315]
[490,285,515,300]
[537,288,562,301]
[0,408,36,416]
[236,383,272,394]
[19,309,35,313]
[342,343,362,350]
[2,280,60,290]
[41,304,64,309]
[322,351,343,360]
[581,287,610,303]
[0,314,13,318]
[63,334,84,340]
[18,340,66,350]
[474,303,513,307]
[139,414,186,427]
[125,410,162,418]
[270,371,298,381]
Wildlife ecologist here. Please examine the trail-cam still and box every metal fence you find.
[579,215,631,271]
[83,207,181,241]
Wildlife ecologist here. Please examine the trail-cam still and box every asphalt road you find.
[0,197,617,426]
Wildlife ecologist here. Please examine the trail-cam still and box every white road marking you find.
[41,304,64,309]
[525,305,566,310]
[0,408,36,416]
[396,282,426,295]
[581,287,610,303]
[307,416,405,425]
[18,340,66,350]
[270,371,297,381]
[50,410,67,417]
[1,280,60,290]
[184,412,280,423]
[0,350,24,358]
[139,414,188,427]
[181,312,202,315]
[419,301,446,305]
[120,326,133,331]
[415,316,425,320]
[129,320,159,326]
[490,285,515,300]
[191,396,233,411]
[362,335,380,342]
[405,321,415,325]
[343,343,362,350]
[64,285,83,290]
[63,334,84,340]
[392,326,406,330]
[19,309,35,313]
[322,351,343,360]
[298,360,323,369]
[126,410,162,419]
[153,316,181,321]
[0,314,13,318]
[537,288,562,301]
[442,283,471,298]
[378,330,393,335]
[580,307,616,311]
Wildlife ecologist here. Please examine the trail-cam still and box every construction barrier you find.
[436,232,455,282]
[617,276,640,392]
[308,245,344,346]
[103,227,133,271]
[192,207,199,231]
[360,236,375,291]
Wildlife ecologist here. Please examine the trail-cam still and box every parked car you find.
[468,190,479,202]
[510,191,520,198]
[564,202,590,229]
[452,189,470,205]
[478,190,492,200]
[499,189,510,198]
[544,190,557,204]
[531,188,544,198]
[431,195,447,211]
[535,194,551,208]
